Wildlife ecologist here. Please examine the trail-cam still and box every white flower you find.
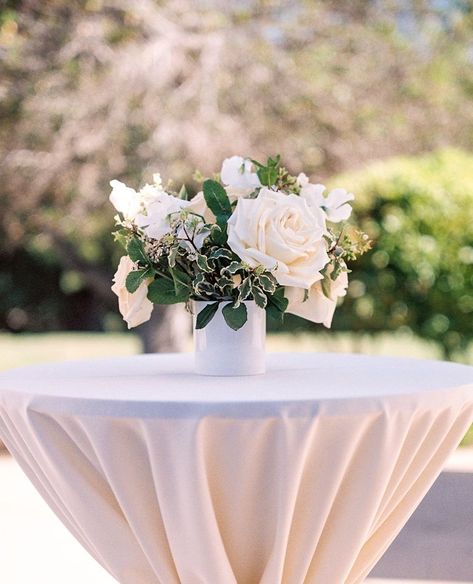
[286,271,348,328]
[152,173,163,189]
[227,188,330,288]
[298,174,354,223]
[135,192,190,240]
[109,180,142,221]
[221,156,261,190]
[111,256,154,329]
[296,172,310,187]
[139,183,163,207]
[109,178,165,221]
[304,187,354,222]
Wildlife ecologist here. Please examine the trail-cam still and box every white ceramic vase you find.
[193,301,266,376]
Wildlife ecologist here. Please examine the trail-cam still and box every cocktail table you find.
[0,353,472,584]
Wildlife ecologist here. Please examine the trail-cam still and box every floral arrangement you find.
[110,155,371,330]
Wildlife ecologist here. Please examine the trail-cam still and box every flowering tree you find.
[1,0,472,349]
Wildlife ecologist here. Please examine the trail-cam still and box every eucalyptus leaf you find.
[222,302,248,331]
[195,302,220,329]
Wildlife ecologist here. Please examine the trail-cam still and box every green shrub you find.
[332,148,473,358]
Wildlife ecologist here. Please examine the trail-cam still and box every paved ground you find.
[1,449,472,584]
[370,471,473,581]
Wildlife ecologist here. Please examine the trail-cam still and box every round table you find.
[0,353,472,584]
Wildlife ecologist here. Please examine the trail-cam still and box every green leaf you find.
[113,229,130,251]
[225,261,243,274]
[125,268,153,293]
[178,184,188,200]
[238,276,252,301]
[216,275,234,290]
[250,158,264,169]
[170,268,192,297]
[192,273,213,296]
[257,166,278,187]
[168,246,179,268]
[321,276,332,299]
[210,224,227,246]
[127,239,149,266]
[148,277,188,304]
[196,254,212,272]
[252,285,267,308]
[222,302,248,331]
[269,286,289,312]
[209,248,233,261]
[195,302,220,329]
[265,303,285,324]
[203,179,232,222]
[257,273,277,293]
[267,154,281,167]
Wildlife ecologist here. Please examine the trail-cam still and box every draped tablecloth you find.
[0,353,472,584]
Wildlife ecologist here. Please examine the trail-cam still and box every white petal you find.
[111,256,153,329]
[221,155,260,189]
[109,180,141,219]
[286,286,337,327]
[326,203,352,222]
[300,183,326,208]
[297,172,309,187]
[326,188,354,208]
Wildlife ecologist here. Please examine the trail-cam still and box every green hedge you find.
[331,148,473,358]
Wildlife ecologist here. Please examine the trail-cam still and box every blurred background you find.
[1,3,473,583]
[0,0,472,365]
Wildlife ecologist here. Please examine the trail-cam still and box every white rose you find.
[227,188,330,288]
[111,256,154,329]
[286,271,348,328]
[135,192,190,240]
[109,180,141,221]
[297,174,354,223]
[221,156,261,189]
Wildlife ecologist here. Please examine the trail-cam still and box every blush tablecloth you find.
[0,353,472,584]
